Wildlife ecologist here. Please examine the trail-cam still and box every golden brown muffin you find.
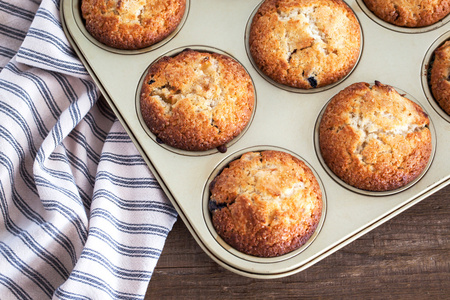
[140,49,255,151]
[209,150,323,257]
[363,0,450,28]
[430,40,450,115]
[249,0,361,89]
[319,81,432,192]
[81,0,186,50]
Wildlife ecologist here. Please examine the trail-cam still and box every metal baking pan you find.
[60,0,450,278]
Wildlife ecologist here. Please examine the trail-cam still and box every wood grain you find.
[145,185,450,299]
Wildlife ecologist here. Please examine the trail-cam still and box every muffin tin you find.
[61,0,450,278]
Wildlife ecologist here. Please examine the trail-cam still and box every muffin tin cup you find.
[421,31,450,123]
[314,83,438,197]
[135,46,258,157]
[356,0,450,34]
[61,0,450,278]
[202,145,327,264]
[72,0,191,54]
[244,0,365,94]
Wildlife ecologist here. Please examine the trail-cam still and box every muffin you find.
[140,49,255,151]
[430,40,450,115]
[249,0,361,89]
[363,0,450,28]
[319,81,432,192]
[209,150,323,257]
[81,0,186,50]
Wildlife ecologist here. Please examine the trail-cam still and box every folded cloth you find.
[0,0,177,299]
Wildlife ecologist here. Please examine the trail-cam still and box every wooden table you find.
[146,185,450,299]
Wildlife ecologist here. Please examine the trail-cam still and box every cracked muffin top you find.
[81,0,186,50]
[209,150,323,257]
[430,40,450,115]
[140,49,255,151]
[363,0,450,28]
[319,81,432,192]
[248,0,361,89]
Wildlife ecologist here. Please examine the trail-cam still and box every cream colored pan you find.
[61,0,450,278]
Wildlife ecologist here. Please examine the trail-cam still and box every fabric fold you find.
[0,0,177,299]
[17,0,91,80]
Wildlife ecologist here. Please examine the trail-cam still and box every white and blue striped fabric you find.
[0,0,178,299]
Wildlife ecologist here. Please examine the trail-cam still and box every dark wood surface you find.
[145,185,450,299]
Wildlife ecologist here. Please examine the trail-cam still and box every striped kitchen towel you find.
[0,0,178,299]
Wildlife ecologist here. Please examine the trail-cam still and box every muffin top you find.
[81,0,186,50]
[430,40,450,115]
[249,0,361,89]
[140,49,255,151]
[363,0,450,28]
[319,81,432,192]
[209,150,323,257]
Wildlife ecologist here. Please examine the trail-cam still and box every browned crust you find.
[319,81,432,192]
[249,0,361,89]
[430,40,450,115]
[140,49,255,151]
[81,0,186,50]
[363,0,450,28]
[209,151,323,258]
